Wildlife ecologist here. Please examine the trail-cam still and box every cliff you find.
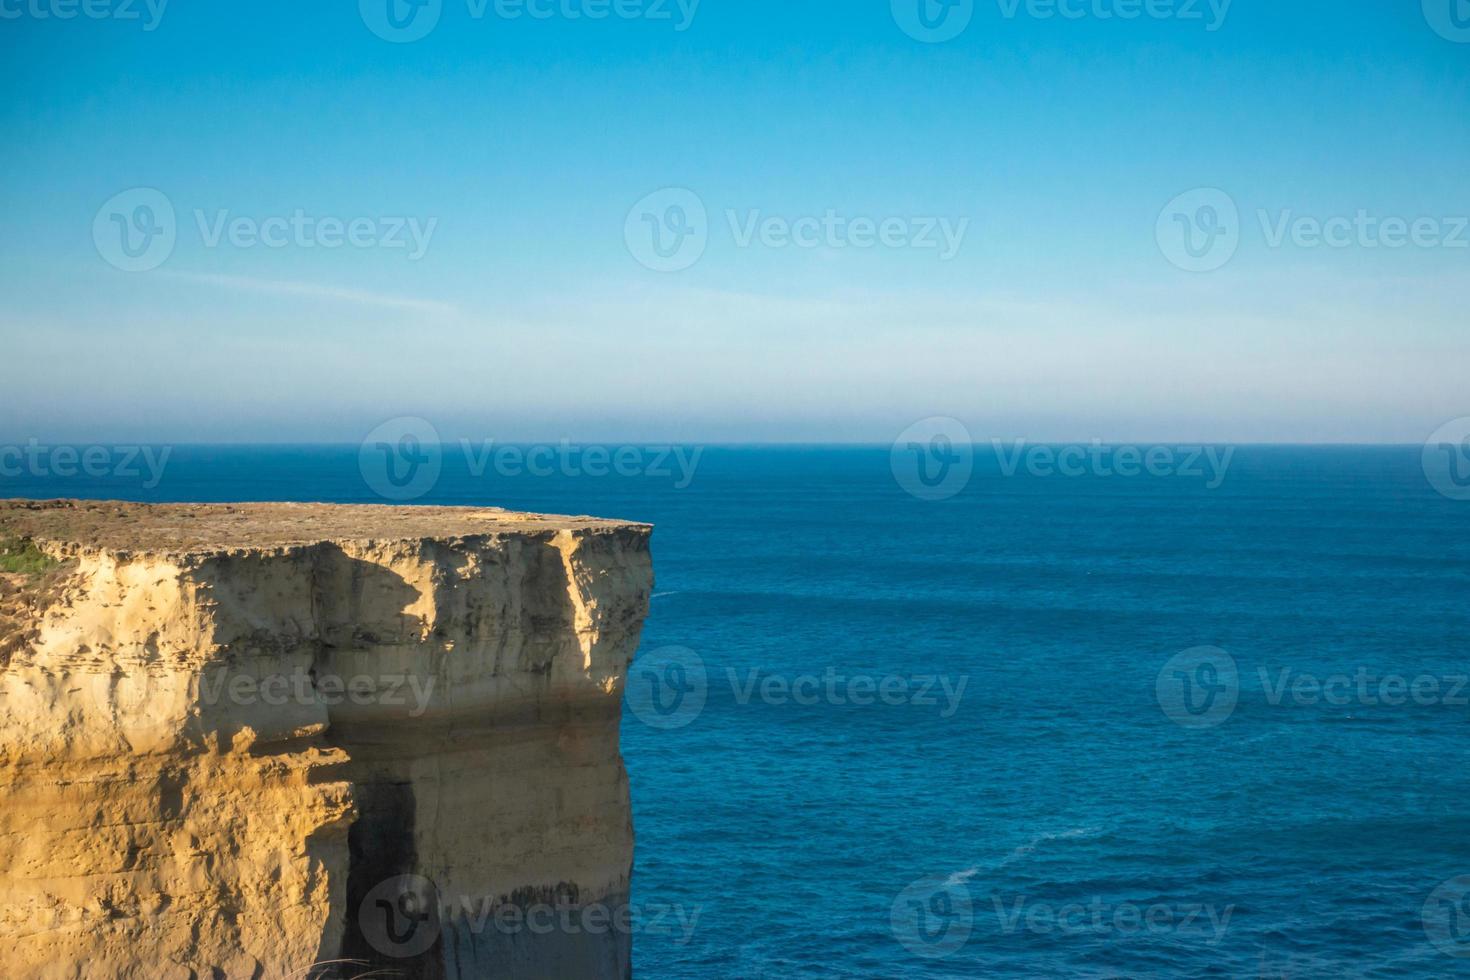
[0,500,653,980]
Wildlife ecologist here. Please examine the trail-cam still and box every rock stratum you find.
[0,500,653,980]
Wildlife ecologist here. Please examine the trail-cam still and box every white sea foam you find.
[996,826,1102,869]
[944,867,981,887]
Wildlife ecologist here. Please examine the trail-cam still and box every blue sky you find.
[1,0,1466,442]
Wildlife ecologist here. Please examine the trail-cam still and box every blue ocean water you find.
[6,444,1469,978]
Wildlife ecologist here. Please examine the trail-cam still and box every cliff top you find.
[0,499,650,556]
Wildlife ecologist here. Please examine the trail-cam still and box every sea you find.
[6,442,1469,978]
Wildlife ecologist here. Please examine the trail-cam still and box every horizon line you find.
[0,440,1440,449]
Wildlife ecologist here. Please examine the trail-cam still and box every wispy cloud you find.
[156,271,458,317]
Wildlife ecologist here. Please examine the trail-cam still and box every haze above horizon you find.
[2,0,1466,444]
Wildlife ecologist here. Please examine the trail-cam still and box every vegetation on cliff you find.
[0,537,70,669]
[0,537,60,576]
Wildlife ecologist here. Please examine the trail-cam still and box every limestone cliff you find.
[0,500,653,980]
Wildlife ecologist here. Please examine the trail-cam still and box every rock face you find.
[0,500,653,980]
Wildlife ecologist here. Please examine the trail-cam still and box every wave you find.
[996,825,1105,869]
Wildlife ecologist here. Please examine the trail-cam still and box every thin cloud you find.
[157,271,458,317]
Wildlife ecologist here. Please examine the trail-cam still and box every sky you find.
[0,0,1466,443]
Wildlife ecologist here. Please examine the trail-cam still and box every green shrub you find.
[0,537,59,576]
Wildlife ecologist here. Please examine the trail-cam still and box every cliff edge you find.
[0,499,653,980]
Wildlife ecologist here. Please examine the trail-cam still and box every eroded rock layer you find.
[0,500,653,980]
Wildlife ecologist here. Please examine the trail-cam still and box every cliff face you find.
[0,500,653,980]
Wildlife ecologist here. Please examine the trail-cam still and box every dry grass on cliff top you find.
[0,498,646,556]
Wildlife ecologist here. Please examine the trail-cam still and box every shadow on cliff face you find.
[312,537,583,690]
[312,544,430,651]
[309,539,609,979]
[335,781,448,979]
[309,548,442,977]
[183,546,428,754]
